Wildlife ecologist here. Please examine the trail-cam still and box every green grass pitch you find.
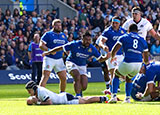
[0,82,160,115]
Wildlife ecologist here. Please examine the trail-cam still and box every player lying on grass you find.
[131,61,160,101]
[25,81,109,105]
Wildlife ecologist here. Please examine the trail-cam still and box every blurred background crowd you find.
[0,0,159,70]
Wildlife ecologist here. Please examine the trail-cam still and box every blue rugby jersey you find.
[63,40,101,66]
[41,31,68,59]
[118,32,148,62]
[131,62,160,100]
[101,26,126,55]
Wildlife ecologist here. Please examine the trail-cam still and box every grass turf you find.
[0,82,160,115]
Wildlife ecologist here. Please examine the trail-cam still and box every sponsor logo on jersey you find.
[76,52,89,58]
[113,36,119,41]
[53,39,65,44]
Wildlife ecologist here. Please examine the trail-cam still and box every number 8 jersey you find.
[117,32,148,63]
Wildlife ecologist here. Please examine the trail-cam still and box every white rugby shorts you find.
[42,56,66,73]
[106,55,124,70]
[65,61,87,76]
[117,62,142,78]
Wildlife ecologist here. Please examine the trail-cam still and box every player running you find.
[108,24,149,103]
[42,31,110,97]
[98,16,127,93]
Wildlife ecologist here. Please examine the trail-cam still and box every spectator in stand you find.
[4,9,12,28]
[79,8,88,24]
[13,8,20,19]
[15,42,30,69]
[79,20,88,30]
[111,1,119,15]
[50,8,58,20]
[0,8,4,21]
[0,48,7,69]
[33,21,43,34]
[62,17,69,29]
[31,11,38,24]
[16,21,25,35]
[5,47,19,70]
[76,4,82,15]
[100,1,109,13]
[147,0,159,12]
[102,9,113,21]
[86,8,95,30]
[92,13,105,32]
[150,40,160,56]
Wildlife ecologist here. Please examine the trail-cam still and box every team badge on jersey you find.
[121,30,124,34]
[62,35,65,38]
[88,48,92,52]
[140,25,144,28]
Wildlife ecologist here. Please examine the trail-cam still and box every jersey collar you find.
[133,18,142,24]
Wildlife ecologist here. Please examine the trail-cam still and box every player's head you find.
[129,24,138,33]
[52,19,62,33]
[131,6,141,22]
[25,81,38,96]
[82,31,92,47]
[111,16,121,31]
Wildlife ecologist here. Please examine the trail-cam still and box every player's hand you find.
[110,57,117,64]
[103,46,109,52]
[42,52,49,57]
[136,92,144,99]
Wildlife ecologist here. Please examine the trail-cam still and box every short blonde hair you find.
[52,19,61,27]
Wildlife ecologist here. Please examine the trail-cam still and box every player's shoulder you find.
[37,86,46,92]
[119,33,128,39]
[124,18,134,24]
[141,18,151,24]
[45,30,53,34]
[119,26,127,33]
[59,32,68,39]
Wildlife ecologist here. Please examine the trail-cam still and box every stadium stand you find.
[0,0,159,70]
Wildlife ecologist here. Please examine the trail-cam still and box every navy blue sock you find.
[125,82,133,97]
[76,93,81,97]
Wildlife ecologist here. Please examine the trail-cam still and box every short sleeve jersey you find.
[63,40,101,66]
[122,18,153,40]
[41,31,68,59]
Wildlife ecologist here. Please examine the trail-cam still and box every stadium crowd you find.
[0,0,160,70]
